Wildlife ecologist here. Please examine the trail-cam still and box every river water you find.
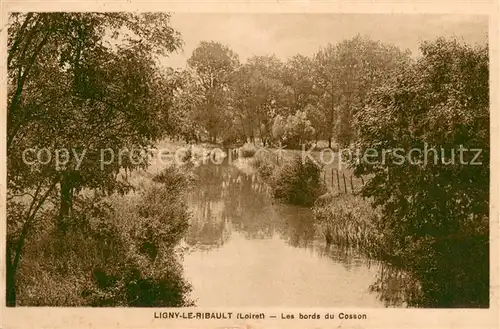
[181,159,407,307]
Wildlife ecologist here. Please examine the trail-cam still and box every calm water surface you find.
[181,160,407,307]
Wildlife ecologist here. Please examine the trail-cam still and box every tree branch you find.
[12,178,58,272]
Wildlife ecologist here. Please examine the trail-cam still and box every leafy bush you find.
[15,166,194,306]
[252,156,275,181]
[272,110,316,149]
[270,156,326,206]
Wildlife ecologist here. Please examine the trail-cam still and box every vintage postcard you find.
[1,1,498,328]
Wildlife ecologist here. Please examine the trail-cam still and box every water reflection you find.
[370,264,422,307]
[182,160,408,307]
[186,162,276,246]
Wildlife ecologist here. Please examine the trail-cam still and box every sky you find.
[161,13,488,69]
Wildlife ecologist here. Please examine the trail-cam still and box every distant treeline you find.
[171,36,412,149]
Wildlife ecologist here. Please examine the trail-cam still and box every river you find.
[181,158,408,307]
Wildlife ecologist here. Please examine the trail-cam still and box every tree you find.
[313,44,341,148]
[313,35,411,147]
[187,41,239,143]
[281,55,317,113]
[232,55,292,144]
[351,38,489,307]
[170,69,207,142]
[271,110,316,149]
[7,12,182,306]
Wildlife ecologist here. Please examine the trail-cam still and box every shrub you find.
[397,232,489,308]
[350,38,489,307]
[252,156,275,182]
[270,156,326,206]
[15,166,194,307]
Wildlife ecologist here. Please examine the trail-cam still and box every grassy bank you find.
[312,191,489,307]
[313,194,382,254]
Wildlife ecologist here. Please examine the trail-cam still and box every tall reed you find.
[313,193,383,257]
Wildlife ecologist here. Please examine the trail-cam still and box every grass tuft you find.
[313,193,382,256]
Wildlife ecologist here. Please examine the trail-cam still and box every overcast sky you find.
[161,14,488,69]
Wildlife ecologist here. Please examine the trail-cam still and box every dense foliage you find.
[271,110,316,149]
[350,38,489,307]
[172,36,411,148]
[16,167,194,306]
[6,12,187,306]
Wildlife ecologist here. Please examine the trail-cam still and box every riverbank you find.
[15,139,204,306]
[246,146,380,251]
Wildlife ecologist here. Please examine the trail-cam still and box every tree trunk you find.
[6,180,58,306]
[328,137,332,149]
[58,173,73,232]
[6,258,16,306]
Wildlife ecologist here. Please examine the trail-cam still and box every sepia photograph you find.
[1,6,495,324]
